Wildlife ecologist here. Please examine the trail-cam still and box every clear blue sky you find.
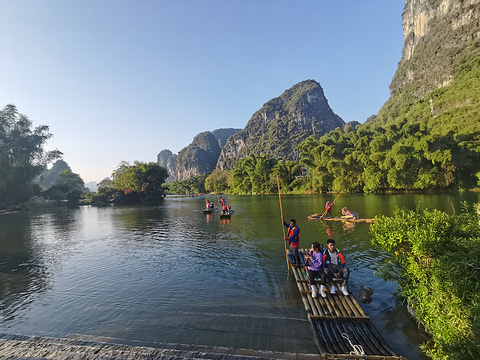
[0,1,405,183]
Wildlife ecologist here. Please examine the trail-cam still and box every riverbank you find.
[0,333,319,360]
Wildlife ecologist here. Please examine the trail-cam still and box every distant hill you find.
[216,80,344,170]
[175,131,221,181]
[157,128,241,182]
[212,128,242,148]
[40,160,69,188]
[157,149,178,183]
[85,182,97,192]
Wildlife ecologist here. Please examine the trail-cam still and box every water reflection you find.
[0,208,84,321]
[325,224,333,238]
[0,194,477,358]
[342,221,355,233]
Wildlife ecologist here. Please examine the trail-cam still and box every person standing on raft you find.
[324,200,334,218]
[282,216,301,267]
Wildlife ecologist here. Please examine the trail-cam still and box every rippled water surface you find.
[0,193,478,358]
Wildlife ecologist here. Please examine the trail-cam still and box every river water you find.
[0,193,478,358]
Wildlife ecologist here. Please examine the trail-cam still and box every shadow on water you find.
[0,193,478,358]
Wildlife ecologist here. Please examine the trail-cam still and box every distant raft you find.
[219,209,234,219]
[308,214,375,223]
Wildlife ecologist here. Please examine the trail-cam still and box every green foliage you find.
[80,191,110,206]
[226,154,303,194]
[40,160,70,189]
[378,41,480,138]
[291,40,480,194]
[205,169,232,194]
[0,104,62,208]
[370,204,480,359]
[110,161,168,203]
[164,174,207,195]
[45,168,85,206]
[296,114,479,193]
[231,154,273,194]
[97,177,114,198]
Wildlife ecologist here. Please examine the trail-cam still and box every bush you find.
[370,203,480,359]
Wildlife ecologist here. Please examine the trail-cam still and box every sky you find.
[0,1,405,184]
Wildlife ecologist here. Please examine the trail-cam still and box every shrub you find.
[370,203,480,359]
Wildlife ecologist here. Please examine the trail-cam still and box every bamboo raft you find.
[219,209,235,219]
[308,214,375,223]
[291,250,406,360]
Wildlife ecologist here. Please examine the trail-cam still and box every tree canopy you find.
[45,168,85,206]
[98,161,168,203]
[0,104,62,208]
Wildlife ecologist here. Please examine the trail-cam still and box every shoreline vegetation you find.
[370,203,480,360]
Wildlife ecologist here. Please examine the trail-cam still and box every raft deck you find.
[308,214,374,223]
[292,250,406,360]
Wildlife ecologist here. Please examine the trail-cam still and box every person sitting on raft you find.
[304,242,327,298]
[341,207,359,220]
[323,239,349,296]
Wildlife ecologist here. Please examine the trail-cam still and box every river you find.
[0,193,478,359]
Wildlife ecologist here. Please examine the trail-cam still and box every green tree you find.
[205,170,232,194]
[0,104,62,207]
[230,154,278,194]
[164,174,207,195]
[111,161,168,202]
[97,177,113,197]
[272,160,302,192]
[45,168,85,206]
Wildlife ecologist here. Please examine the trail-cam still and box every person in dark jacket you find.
[282,216,300,267]
[323,238,349,296]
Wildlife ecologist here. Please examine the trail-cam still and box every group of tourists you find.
[219,197,232,215]
[282,216,349,298]
[205,197,234,215]
[205,200,214,211]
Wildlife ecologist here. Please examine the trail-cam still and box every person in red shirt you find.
[325,200,334,218]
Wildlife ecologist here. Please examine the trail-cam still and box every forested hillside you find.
[216,80,344,170]
[294,0,480,193]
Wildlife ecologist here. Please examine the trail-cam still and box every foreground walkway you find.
[0,333,320,360]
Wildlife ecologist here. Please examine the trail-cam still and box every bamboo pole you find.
[276,175,289,273]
